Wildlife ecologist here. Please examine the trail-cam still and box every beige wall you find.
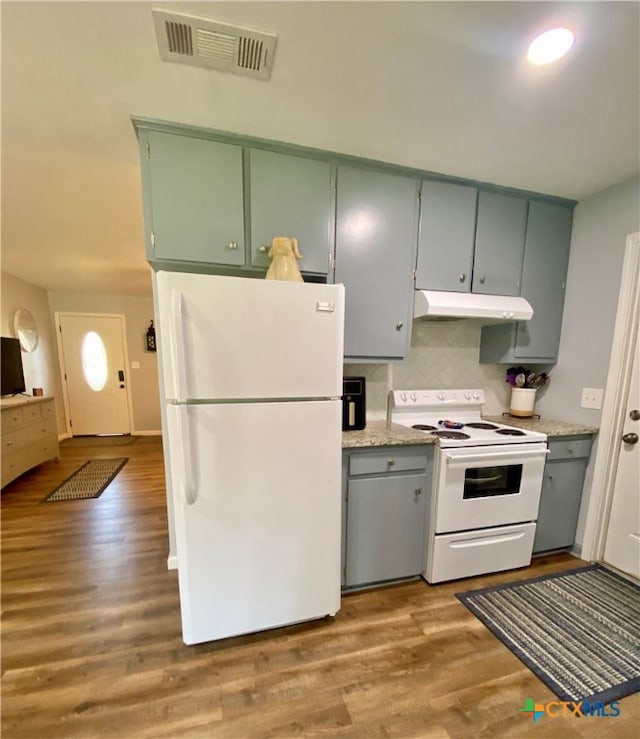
[47,290,161,433]
[1,271,65,433]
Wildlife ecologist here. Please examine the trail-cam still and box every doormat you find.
[43,458,128,502]
[456,564,640,704]
[62,435,138,448]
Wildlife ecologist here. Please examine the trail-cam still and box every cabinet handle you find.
[227,241,238,250]
[414,488,422,498]
[547,474,553,480]
[259,244,269,253]
[459,274,466,283]
[395,322,403,331]
[630,409,640,421]
[6,441,13,447]
[479,275,486,284]
[387,458,395,467]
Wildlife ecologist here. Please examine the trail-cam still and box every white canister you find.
[510,387,537,417]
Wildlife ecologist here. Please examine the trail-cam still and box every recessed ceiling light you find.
[527,27,575,65]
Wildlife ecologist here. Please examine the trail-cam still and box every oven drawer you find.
[427,522,536,583]
[349,448,428,476]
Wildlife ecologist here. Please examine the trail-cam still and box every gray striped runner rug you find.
[43,458,128,502]
[457,564,640,704]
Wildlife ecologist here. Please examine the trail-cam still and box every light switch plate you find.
[131,361,141,370]
[581,388,603,409]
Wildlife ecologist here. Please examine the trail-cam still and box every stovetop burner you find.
[433,430,471,440]
[466,422,499,430]
[495,428,526,436]
[412,424,438,431]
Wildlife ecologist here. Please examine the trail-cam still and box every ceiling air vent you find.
[152,9,277,81]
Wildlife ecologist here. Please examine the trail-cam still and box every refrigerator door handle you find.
[170,288,188,403]
[177,405,197,506]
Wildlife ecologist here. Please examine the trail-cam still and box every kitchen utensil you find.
[515,373,526,387]
[439,420,464,429]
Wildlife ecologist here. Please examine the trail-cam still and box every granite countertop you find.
[484,415,599,437]
[342,420,436,449]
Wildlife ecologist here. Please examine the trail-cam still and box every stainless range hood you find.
[414,290,533,322]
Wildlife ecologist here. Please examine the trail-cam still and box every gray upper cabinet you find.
[415,181,477,292]
[514,202,573,360]
[473,192,528,296]
[335,166,419,361]
[144,130,245,266]
[480,200,574,364]
[249,149,333,275]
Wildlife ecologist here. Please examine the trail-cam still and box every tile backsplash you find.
[345,319,510,420]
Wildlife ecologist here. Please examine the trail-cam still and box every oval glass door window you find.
[81,331,108,392]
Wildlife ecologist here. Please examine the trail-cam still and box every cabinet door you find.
[415,180,477,292]
[345,473,426,586]
[249,149,333,274]
[514,202,573,360]
[146,130,245,266]
[335,166,419,360]
[533,458,586,553]
[473,192,527,296]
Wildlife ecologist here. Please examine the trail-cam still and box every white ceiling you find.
[2,1,639,297]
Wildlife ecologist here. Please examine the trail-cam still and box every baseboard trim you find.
[58,433,72,441]
[167,555,178,570]
[133,430,162,437]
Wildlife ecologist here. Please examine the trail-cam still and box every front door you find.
[603,316,640,579]
[58,313,131,435]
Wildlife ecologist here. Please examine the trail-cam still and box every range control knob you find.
[400,393,407,402]
[473,392,480,400]
[464,392,471,400]
[438,392,445,401]
[410,393,417,402]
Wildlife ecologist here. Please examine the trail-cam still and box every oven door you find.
[434,443,548,533]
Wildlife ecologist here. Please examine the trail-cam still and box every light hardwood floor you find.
[2,437,638,738]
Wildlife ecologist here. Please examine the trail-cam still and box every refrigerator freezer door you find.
[156,271,344,401]
[166,399,342,645]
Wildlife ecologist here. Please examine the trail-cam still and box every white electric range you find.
[389,388,548,583]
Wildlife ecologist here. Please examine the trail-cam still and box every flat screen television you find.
[1,337,26,396]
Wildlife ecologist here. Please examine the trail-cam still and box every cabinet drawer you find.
[1,450,27,487]
[23,403,42,423]
[547,437,592,461]
[2,407,24,431]
[40,400,56,420]
[2,428,26,454]
[349,448,428,476]
[26,418,57,444]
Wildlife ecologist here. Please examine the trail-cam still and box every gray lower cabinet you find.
[335,166,419,361]
[248,149,334,275]
[533,435,593,553]
[141,129,245,267]
[343,446,431,589]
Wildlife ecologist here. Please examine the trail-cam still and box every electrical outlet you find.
[581,388,603,409]
[131,361,141,370]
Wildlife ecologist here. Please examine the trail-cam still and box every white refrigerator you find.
[155,271,345,645]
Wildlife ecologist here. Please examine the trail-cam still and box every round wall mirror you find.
[13,308,39,352]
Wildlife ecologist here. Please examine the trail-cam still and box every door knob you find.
[622,432,638,445]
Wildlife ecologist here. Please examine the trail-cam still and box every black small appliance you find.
[342,376,366,431]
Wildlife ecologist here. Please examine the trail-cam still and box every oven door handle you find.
[445,449,549,464]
